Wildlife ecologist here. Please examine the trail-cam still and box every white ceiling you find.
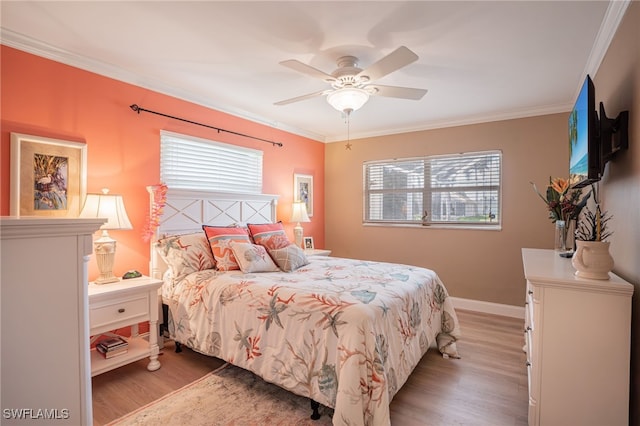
[0,1,630,142]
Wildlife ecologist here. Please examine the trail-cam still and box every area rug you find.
[107,363,333,425]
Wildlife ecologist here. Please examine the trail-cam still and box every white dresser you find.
[1,217,104,425]
[522,248,633,426]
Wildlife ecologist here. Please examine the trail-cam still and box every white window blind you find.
[364,150,501,227]
[160,131,263,193]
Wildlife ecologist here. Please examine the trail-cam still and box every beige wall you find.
[592,1,640,423]
[325,113,569,307]
[325,1,640,420]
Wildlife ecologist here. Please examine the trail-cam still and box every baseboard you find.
[451,297,524,319]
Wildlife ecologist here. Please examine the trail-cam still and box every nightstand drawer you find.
[90,295,148,330]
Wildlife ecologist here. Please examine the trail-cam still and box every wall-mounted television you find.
[569,75,599,188]
[569,74,629,189]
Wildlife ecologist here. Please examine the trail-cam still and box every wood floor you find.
[92,309,529,425]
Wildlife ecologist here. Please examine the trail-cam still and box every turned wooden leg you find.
[147,318,161,371]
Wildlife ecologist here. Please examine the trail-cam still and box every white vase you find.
[571,240,614,280]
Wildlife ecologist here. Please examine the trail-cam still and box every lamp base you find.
[93,232,119,284]
[94,274,119,285]
[294,223,303,248]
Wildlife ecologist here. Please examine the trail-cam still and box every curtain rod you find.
[129,104,283,147]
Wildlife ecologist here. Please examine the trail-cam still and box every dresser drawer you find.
[90,295,149,330]
[525,284,534,326]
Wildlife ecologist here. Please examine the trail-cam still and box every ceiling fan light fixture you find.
[326,88,370,113]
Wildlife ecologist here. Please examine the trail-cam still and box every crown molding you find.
[585,0,631,77]
[328,102,572,143]
[3,0,630,145]
[1,29,326,143]
[573,0,631,100]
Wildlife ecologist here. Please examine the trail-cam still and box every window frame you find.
[363,150,502,229]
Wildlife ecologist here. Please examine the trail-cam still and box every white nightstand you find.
[88,276,163,376]
[305,248,332,256]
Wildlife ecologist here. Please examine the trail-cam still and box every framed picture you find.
[293,173,313,217]
[10,133,87,217]
[303,236,314,250]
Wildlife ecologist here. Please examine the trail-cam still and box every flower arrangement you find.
[530,177,591,224]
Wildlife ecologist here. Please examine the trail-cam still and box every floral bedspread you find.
[164,256,460,426]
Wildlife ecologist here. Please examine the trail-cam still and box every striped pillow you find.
[247,222,291,250]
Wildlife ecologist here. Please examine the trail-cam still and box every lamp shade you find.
[326,88,370,113]
[80,188,133,230]
[290,201,310,223]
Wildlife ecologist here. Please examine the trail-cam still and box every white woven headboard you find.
[148,187,279,279]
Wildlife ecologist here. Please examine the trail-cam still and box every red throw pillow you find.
[247,222,291,250]
[202,225,251,271]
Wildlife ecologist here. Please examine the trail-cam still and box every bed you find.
[149,188,461,426]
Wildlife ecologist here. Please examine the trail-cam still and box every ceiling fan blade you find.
[369,84,427,100]
[279,59,336,82]
[357,46,419,81]
[274,89,332,106]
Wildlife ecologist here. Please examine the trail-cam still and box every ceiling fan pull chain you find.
[344,113,353,151]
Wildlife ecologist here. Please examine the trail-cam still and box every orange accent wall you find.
[1,46,325,280]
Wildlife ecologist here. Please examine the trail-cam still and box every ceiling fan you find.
[274,46,428,115]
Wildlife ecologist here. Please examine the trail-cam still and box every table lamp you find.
[80,188,133,284]
[290,201,310,248]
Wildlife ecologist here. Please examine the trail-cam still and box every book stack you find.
[95,336,128,358]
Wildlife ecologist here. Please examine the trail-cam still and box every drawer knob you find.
[118,308,125,313]
[528,290,533,295]
[526,361,532,367]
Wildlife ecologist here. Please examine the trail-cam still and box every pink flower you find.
[142,183,168,242]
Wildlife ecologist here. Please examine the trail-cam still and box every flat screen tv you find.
[568,75,600,188]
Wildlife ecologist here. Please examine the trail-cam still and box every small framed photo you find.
[303,236,314,250]
[10,133,87,217]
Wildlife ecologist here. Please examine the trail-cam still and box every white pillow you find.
[230,241,280,273]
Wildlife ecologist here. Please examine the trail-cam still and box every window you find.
[160,130,263,193]
[364,150,501,227]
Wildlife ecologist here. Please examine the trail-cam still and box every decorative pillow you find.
[268,244,309,272]
[247,222,291,250]
[230,241,280,273]
[155,232,215,282]
[202,225,251,271]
